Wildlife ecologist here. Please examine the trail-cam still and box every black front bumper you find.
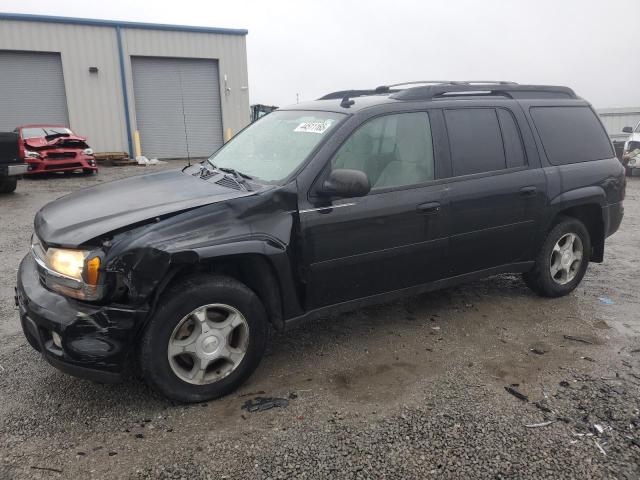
[16,254,148,383]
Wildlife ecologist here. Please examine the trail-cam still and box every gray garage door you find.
[0,51,69,131]
[131,57,223,159]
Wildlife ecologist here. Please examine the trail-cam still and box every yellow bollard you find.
[133,130,142,158]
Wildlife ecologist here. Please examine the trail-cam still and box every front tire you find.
[523,216,591,298]
[139,274,268,403]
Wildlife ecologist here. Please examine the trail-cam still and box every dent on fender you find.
[103,184,300,308]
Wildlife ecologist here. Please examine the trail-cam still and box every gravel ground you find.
[0,164,639,479]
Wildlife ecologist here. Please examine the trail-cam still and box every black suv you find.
[16,81,625,402]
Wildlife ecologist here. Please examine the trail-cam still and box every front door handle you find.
[520,186,537,197]
[417,201,441,214]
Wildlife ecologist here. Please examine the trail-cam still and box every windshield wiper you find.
[204,161,253,190]
[206,159,252,180]
[218,166,253,180]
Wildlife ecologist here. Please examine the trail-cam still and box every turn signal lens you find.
[86,256,101,285]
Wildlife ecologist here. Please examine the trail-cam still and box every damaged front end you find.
[15,222,183,381]
[16,253,147,382]
[23,134,97,174]
[16,166,294,381]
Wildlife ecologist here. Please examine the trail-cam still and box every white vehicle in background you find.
[622,122,640,175]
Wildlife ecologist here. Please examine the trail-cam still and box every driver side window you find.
[331,112,434,190]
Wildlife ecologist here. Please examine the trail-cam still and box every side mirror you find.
[320,169,370,198]
[623,126,633,134]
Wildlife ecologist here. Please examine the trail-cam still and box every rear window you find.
[530,106,614,165]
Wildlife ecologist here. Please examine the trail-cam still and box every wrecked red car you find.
[15,125,98,175]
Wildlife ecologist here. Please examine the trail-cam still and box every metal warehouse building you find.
[597,107,640,142]
[0,13,250,159]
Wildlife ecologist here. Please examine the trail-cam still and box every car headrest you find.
[345,130,373,155]
[395,115,429,165]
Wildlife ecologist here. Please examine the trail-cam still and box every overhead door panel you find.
[0,51,69,131]
[131,57,223,159]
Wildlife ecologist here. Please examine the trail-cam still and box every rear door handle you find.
[417,201,441,214]
[520,186,537,196]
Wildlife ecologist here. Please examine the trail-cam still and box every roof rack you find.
[384,80,518,88]
[318,88,397,100]
[319,81,518,100]
[390,83,577,101]
[319,81,577,103]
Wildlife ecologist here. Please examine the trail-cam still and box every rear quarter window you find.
[530,106,614,165]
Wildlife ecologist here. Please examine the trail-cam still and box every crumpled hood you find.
[25,134,87,149]
[35,169,256,247]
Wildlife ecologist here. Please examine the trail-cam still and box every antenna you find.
[177,68,191,166]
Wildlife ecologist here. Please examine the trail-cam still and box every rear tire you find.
[139,274,268,403]
[0,177,17,193]
[523,216,591,297]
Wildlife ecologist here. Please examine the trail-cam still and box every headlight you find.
[83,148,94,155]
[31,235,104,301]
[47,248,86,279]
[25,150,41,159]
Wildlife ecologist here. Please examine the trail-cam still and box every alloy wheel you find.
[167,304,250,385]
[549,232,583,285]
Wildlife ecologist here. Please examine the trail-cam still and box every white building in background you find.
[597,107,640,142]
[0,13,250,159]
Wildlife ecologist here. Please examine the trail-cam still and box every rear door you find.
[441,106,547,275]
[299,110,449,309]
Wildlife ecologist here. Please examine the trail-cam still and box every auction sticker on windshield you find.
[294,119,334,134]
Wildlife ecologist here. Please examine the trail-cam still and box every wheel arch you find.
[547,190,605,262]
[152,244,291,331]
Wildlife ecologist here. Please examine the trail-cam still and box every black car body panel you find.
[35,169,258,247]
[17,82,625,381]
[0,132,28,185]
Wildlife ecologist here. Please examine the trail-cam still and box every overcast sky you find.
[3,0,639,108]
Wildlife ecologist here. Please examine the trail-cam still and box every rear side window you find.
[445,108,506,176]
[497,109,527,168]
[530,106,614,165]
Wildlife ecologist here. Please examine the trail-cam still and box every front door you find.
[299,111,449,309]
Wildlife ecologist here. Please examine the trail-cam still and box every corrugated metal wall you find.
[0,18,250,154]
[0,20,126,152]
[122,28,249,148]
[597,108,640,141]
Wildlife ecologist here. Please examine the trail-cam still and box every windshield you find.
[22,127,72,139]
[208,110,344,182]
